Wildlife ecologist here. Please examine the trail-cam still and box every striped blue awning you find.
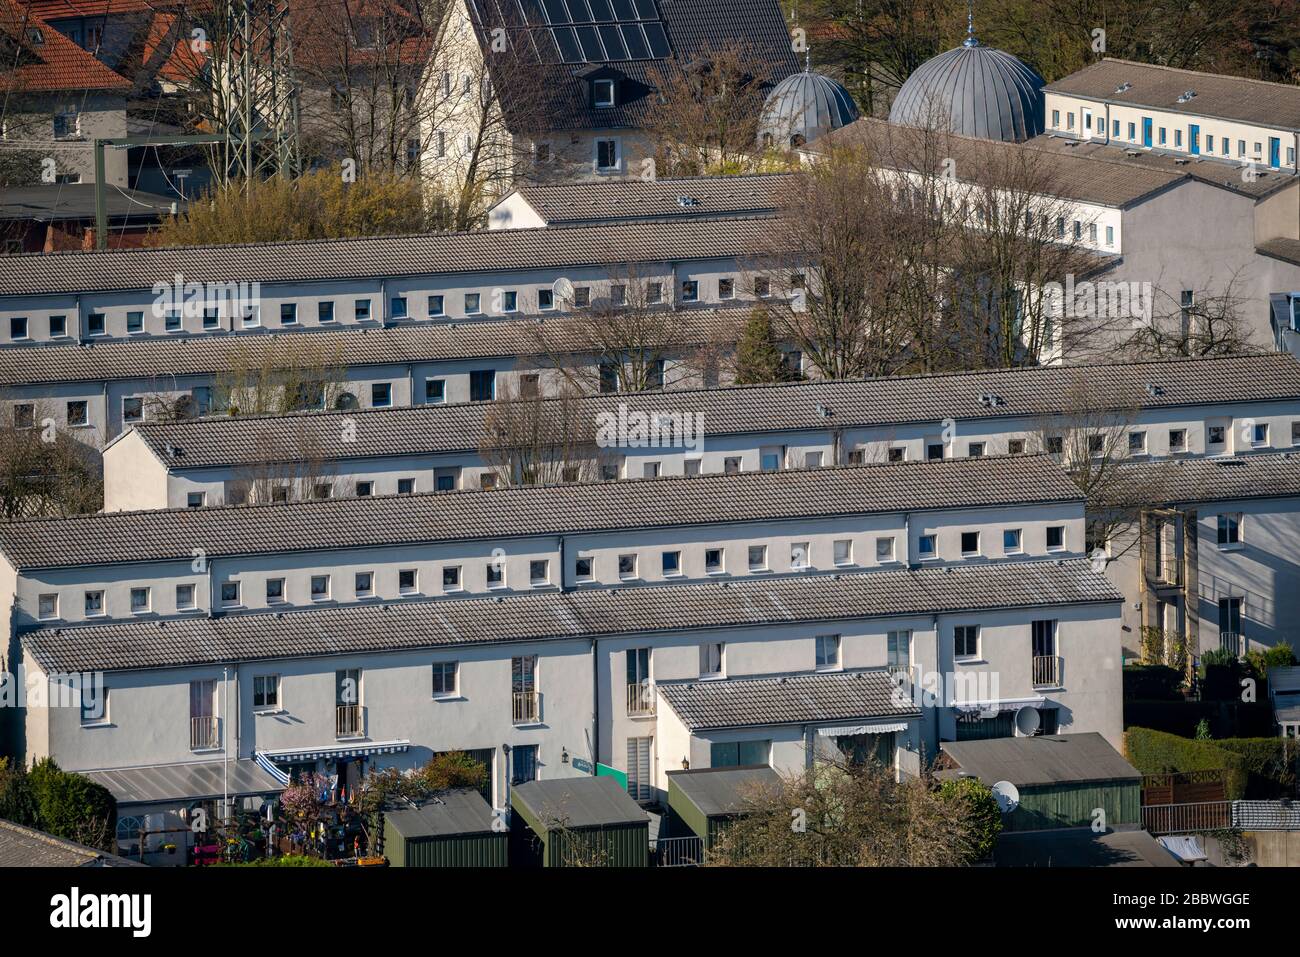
[258,740,411,764]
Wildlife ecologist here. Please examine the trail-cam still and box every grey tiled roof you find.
[826,117,1187,209]
[0,454,1081,569]
[1258,238,1300,268]
[1025,134,1296,200]
[127,352,1300,470]
[503,174,790,226]
[0,308,743,386]
[0,820,141,867]
[20,559,1121,674]
[1109,451,1300,506]
[1044,58,1300,131]
[657,669,918,731]
[0,217,773,297]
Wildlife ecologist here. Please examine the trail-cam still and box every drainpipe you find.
[590,638,600,772]
[75,294,83,344]
[559,536,569,592]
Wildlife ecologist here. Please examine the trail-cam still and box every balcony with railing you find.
[627,682,655,717]
[512,690,540,725]
[1032,655,1063,689]
[336,704,364,739]
[1219,631,1243,656]
[189,716,220,751]
[1141,801,1231,835]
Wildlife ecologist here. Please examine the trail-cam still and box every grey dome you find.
[760,70,861,148]
[889,37,1045,142]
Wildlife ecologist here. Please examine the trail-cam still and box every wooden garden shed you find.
[383,789,506,867]
[938,733,1142,832]
[510,776,649,867]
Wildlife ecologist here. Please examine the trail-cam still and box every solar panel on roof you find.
[552,25,581,60]
[632,0,657,18]
[566,0,593,22]
[541,0,569,22]
[575,24,604,58]
[518,0,546,22]
[588,0,614,18]
[598,24,627,59]
[620,22,649,58]
[610,0,635,17]
[643,21,669,56]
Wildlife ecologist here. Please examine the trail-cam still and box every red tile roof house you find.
[1,1,132,188]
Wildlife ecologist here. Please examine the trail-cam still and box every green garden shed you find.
[383,789,506,867]
[938,733,1142,832]
[666,765,782,849]
[510,776,649,867]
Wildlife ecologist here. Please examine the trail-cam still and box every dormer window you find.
[593,79,616,108]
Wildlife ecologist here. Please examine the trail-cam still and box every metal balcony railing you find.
[512,691,540,725]
[1219,631,1243,656]
[190,716,220,751]
[1141,801,1231,835]
[1032,655,1063,688]
[627,682,655,716]
[651,836,703,867]
[336,704,364,739]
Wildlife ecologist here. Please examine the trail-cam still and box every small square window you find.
[575,556,594,581]
[967,442,985,458]
[84,590,104,616]
[662,550,681,575]
[487,557,506,587]
[748,545,767,571]
[130,587,150,613]
[390,296,408,319]
[1003,528,1022,553]
[1045,436,1064,454]
[13,404,34,429]
[398,478,415,495]
[50,315,67,337]
[618,553,638,579]
[1169,429,1187,452]
[1007,438,1025,455]
[355,299,373,321]
[66,400,88,427]
[530,560,549,585]
[647,282,664,304]
[266,578,285,603]
[126,312,143,334]
[186,491,205,508]
[312,483,332,500]
[442,565,462,590]
[680,280,698,302]
[500,290,518,314]
[718,278,735,300]
[428,295,445,318]
[356,481,374,497]
[355,571,374,597]
[791,542,810,569]
[399,569,418,593]
[220,582,241,606]
[310,575,330,600]
[87,313,105,336]
[593,78,615,107]
[425,378,446,403]
[280,302,298,325]
[833,539,853,566]
[574,286,591,308]
[1046,526,1065,550]
[432,662,458,697]
[1217,513,1242,547]
[537,288,554,310]
[318,301,335,323]
[176,583,196,611]
[371,383,393,407]
[465,293,482,314]
[875,537,895,562]
[960,531,980,555]
[918,534,937,558]
[705,548,724,573]
[123,396,144,423]
[723,457,742,474]
[1129,431,1147,453]
[888,447,905,463]
[1253,423,1269,445]
[38,593,58,620]
[1208,426,1225,446]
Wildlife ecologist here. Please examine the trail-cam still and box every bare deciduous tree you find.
[479,382,612,487]
[0,400,103,518]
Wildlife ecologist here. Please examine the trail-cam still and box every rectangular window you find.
[390,296,408,319]
[596,138,619,170]
[954,625,979,659]
[80,684,107,726]
[487,556,506,587]
[529,559,549,586]
[700,642,724,678]
[705,548,724,573]
[1208,425,1226,447]
[1253,423,1269,446]
[124,312,142,334]
[681,280,698,302]
[711,740,768,768]
[537,288,554,311]
[967,442,985,457]
[718,278,735,300]
[1169,429,1186,452]
[356,481,373,496]
[122,396,144,423]
[1008,438,1025,455]
[176,583,196,611]
[1046,525,1065,550]
[442,565,462,591]
[593,78,615,107]
[815,634,840,670]
[1105,225,1114,246]
[355,571,374,598]
[618,553,638,579]
[1128,431,1147,454]
[38,593,58,620]
[1003,528,1022,553]
[397,478,415,494]
[318,301,335,323]
[574,555,594,581]
[221,581,241,606]
[310,575,330,600]
[887,630,911,670]
[960,531,980,555]
[918,534,937,558]
[875,537,895,562]
[253,675,280,710]
[354,300,372,321]
[500,290,518,314]
[50,315,67,337]
[574,286,591,308]
[747,544,767,571]
[280,302,298,325]
[661,550,681,576]
[833,539,853,566]
[724,456,742,474]
[470,369,496,401]
[186,491,205,508]
[371,383,392,407]
[399,569,418,594]
[87,313,105,336]
[427,294,445,318]
[432,661,458,697]
[511,744,538,785]
[1217,513,1241,547]
[647,282,664,304]
[425,378,446,403]
[66,400,88,427]
[791,541,810,569]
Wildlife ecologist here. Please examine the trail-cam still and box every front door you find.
[1269,137,1281,168]
[1189,125,1200,155]
[1142,117,1152,147]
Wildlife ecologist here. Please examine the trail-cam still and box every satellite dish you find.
[991,780,1021,813]
[552,277,575,302]
[1014,706,1042,737]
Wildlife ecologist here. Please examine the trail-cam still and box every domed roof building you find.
[888,19,1045,142]
[760,62,861,149]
